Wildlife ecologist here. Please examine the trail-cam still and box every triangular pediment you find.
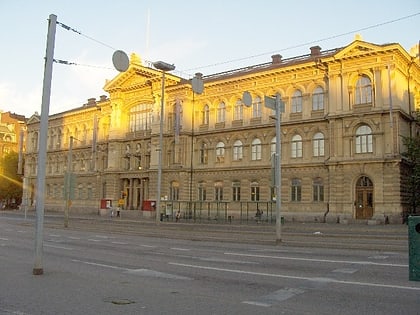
[103,53,181,93]
[334,39,404,60]
[334,40,382,59]
[27,114,40,124]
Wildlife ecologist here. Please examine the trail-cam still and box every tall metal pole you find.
[153,61,175,224]
[64,136,73,228]
[275,94,282,244]
[33,14,57,276]
[155,71,166,223]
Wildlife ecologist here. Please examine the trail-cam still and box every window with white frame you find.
[270,137,276,157]
[202,105,209,125]
[252,96,262,118]
[234,99,243,120]
[216,142,225,163]
[291,90,303,113]
[233,140,243,161]
[291,178,302,202]
[313,178,324,202]
[251,138,262,160]
[291,134,303,158]
[313,132,325,157]
[129,103,153,132]
[312,86,324,110]
[214,181,223,201]
[250,181,260,201]
[199,142,208,164]
[232,181,241,201]
[355,125,373,153]
[217,102,226,123]
[355,75,372,104]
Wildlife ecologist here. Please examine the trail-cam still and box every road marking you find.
[87,239,102,242]
[140,244,156,248]
[45,244,73,250]
[72,259,127,270]
[242,301,271,307]
[169,262,420,291]
[72,259,192,280]
[171,247,191,251]
[224,252,407,267]
[112,241,128,245]
[0,237,8,241]
[333,268,358,274]
[49,234,61,237]
[125,269,192,280]
[68,236,81,240]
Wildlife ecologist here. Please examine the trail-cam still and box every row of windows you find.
[127,74,373,133]
[199,124,373,163]
[168,178,325,202]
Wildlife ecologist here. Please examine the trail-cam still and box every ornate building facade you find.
[23,39,420,223]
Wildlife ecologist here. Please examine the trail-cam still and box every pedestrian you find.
[176,210,181,222]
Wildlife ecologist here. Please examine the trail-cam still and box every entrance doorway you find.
[355,176,374,219]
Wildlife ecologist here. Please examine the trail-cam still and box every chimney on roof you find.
[87,97,97,107]
[271,54,282,64]
[99,95,107,102]
[310,46,321,57]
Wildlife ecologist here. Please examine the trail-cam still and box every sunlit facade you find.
[23,39,420,223]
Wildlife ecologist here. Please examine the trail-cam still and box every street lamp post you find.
[153,61,175,223]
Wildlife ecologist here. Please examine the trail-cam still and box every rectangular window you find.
[215,186,223,201]
[251,186,260,201]
[232,183,241,201]
[291,179,302,202]
[198,185,206,201]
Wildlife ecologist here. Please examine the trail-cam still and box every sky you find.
[0,0,419,118]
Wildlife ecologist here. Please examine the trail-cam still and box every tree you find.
[0,152,22,208]
[402,134,420,219]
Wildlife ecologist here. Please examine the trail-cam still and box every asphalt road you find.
[0,212,419,314]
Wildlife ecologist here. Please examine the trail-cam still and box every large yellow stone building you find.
[23,39,420,223]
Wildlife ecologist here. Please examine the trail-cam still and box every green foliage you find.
[402,134,420,215]
[0,152,22,207]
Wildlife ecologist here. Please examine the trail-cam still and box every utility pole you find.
[33,14,57,276]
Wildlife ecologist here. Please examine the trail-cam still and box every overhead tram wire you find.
[184,12,420,73]
[56,20,118,51]
[53,58,114,70]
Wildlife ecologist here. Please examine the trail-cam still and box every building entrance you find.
[355,176,374,219]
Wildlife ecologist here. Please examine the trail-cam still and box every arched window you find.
[313,132,325,157]
[291,90,302,113]
[312,86,324,110]
[217,102,226,123]
[233,140,243,160]
[216,142,225,163]
[291,134,303,158]
[251,138,262,160]
[252,96,262,118]
[355,75,372,104]
[201,105,209,125]
[355,125,373,153]
[234,99,243,120]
